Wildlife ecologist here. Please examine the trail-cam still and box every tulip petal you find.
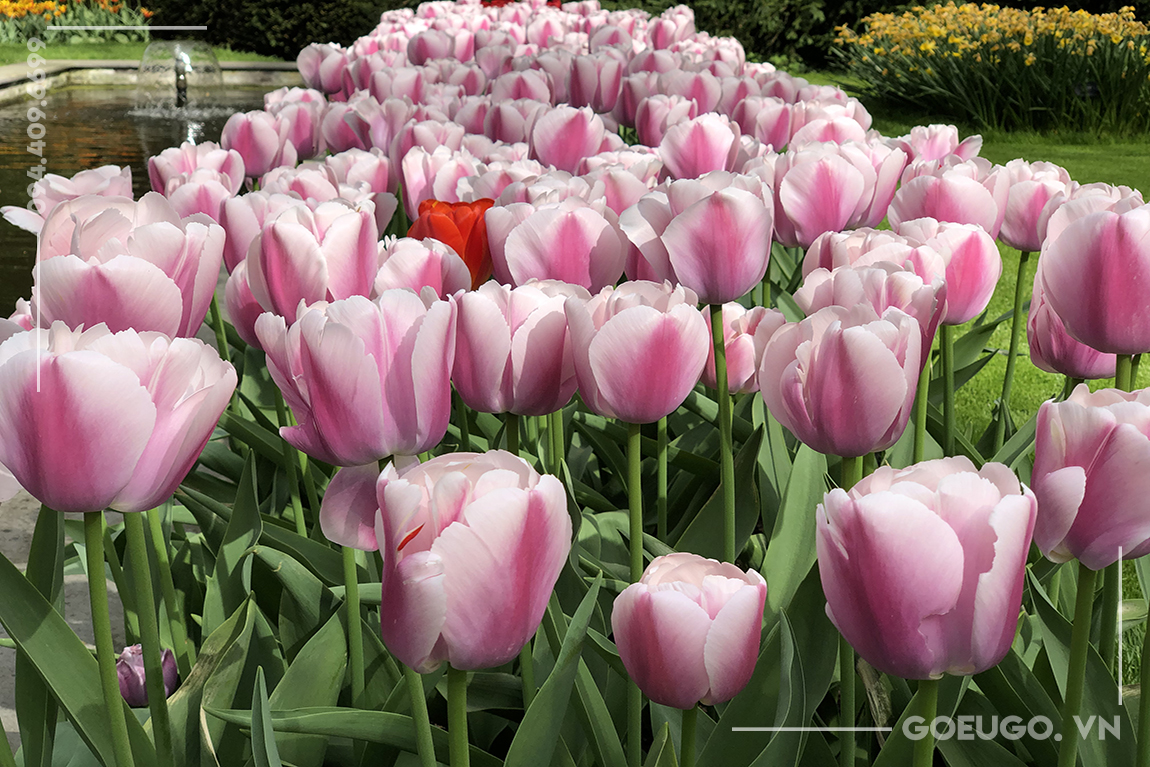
[321,463,382,550]
[701,582,765,704]
[612,586,711,709]
[380,548,449,673]
[35,255,184,336]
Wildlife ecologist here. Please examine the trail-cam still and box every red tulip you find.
[407,198,496,289]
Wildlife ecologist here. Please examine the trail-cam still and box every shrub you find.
[144,0,396,61]
[835,3,1150,134]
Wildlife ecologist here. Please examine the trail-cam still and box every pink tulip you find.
[701,304,785,393]
[218,192,311,272]
[801,228,942,279]
[246,200,379,323]
[658,113,741,180]
[255,290,456,466]
[2,165,133,234]
[484,98,551,144]
[1038,205,1150,354]
[566,280,709,424]
[374,237,472,297]
[998,159,1073,253]
[889,159,1008,239]
[399,146,481,220]
[530,105,610,173]
[149,142,244,198]
[118,645,179,707]
[795,262,946,362]
[897,218,1002,325]
[1027,260,1116,380]
[487,197,627,291]
[614,72,659,128]
[1041,183,1145,246]
[318,451,570,671]
[655,183,774,303]
[220,111,299,178]
[272,101,326,160]
[612,552,766,709]
[490,69,554,104]
[1032,386,1150,569]
[297,43,350,95]
[407,28,455,64]
[635,94,698,148]
[454,280,588,415]
[31,193,224,337]
[818,457,1036,679]
[569,52,625,113]
[893,124,982,164]
[223,262,265,349]
[730,96,791,151]
[0,323,235,513]
[759,304,923,457]
[259,165,342,202]
[649,6,696,49]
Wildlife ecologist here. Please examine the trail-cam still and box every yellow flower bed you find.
[0,0,151,42]
[835,3,1150,133]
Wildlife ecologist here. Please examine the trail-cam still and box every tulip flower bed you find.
[4,1,1150,766]
[835,3,1150,134]
[0,0,152,44]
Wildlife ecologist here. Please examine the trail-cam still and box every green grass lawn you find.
[0,41,283,66]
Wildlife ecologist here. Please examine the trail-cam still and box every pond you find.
[0,87,267,316]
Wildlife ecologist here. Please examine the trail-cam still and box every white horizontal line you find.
[732,727,894,733]
[48,25,207,30]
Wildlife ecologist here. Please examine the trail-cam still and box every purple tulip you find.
[818,457,1036,679]
[117,645,179,707]
[0,323,235,513]
[255,290,456,466]
[612,553,766,709]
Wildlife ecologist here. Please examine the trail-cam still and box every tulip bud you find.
[117,645,179,707]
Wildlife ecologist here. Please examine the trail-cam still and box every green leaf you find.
[220,410,289,465]
[872,676,967,767]
[17,507,64,767]
[973,650,1062,767]
[1028,569,1135,767]
[674,427,764,559]
[753,396,793,518]
[761,446,827,631]
[251,668,285,767]
[988,411,1037,470]
[505,575,603,767]
[205,707,502,767]
[265,611,347,767]
[643,722,679,767]
[202,453,262,638]
[0,550,156,766]
[254,546,337,660]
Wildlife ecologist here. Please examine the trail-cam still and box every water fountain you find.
[136,40,223,112]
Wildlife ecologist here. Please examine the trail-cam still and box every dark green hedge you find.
[145,0,408,61]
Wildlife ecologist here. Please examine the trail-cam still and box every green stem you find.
[404,665,437,767]
[710,303,736,563]
[208,294,231,366]
[840,455,864,491]
[839,636,855,767]
[448,665,470,767]
[1100,562,1120,675]
[146,507,193,676]
[456,391,472,452]
[627,420,644,767]
[103,524,138,645]
[342,547,365,708]
[506,412,520,458]
[273,391,307,537]
[519,641,536,709]
[941,324,956,456]
[1139,601,1150,767]
[1117,354,1135,392]
[1061,375,1083,401]
[681,706,698,767]
[628,679,642,767]
[994,251,1031,454]
[123,513,173,767]
[85,512,136,767]
[1057,563,1099,767]
[627,422,643,582]
[913,354,931,464]
[657,416,668,541]
[549,409,564,476]
[912,678,939,767]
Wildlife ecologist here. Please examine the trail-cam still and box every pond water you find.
[0,87,266,316]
